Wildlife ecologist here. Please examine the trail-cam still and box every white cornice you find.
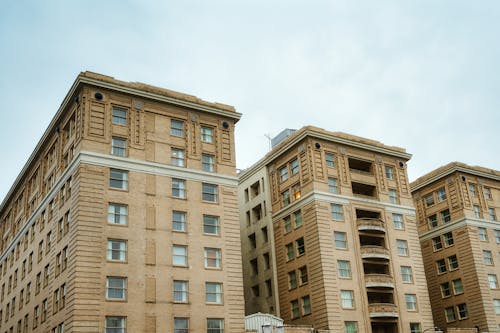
[419,217,500,241]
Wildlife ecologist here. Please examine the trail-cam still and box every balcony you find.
[357,218,385,233]
[368,303,398,318]
[364,274,395,289]
[360,246,390,260]
[352,182,377,199]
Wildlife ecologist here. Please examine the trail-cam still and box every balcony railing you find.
[364,274,395,288]
[360,246,390,260]
[368,303,398,318]
[357,218,385,233]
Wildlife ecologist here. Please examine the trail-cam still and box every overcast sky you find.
[1,0,499,200]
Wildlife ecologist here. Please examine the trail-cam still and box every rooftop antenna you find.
[264,133,272,151]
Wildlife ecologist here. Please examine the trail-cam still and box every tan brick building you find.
[411,162,500,332]
[239,126,434,333]
[0,72,245,332]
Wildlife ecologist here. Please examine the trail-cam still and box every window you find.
[496,230,500,243]
[328,178,338,193]
[170,119,184,137]
[452,278,464,294]
[109,169,128,190]
[43,264,50,287]
[445,306,456,322]
[279,166,288,182]
[107,239,126,261]
[448,255,459,270]
[340,290,354,308]
[291,159,299,175]
[401,266,413,283]
[385,165,394,179]
[288,271,297,289]
[440,209,451,223]
[469,183,477,197]
[201,126,214,143]
[334,232,347,249]
[301,295,311,315]
[252,285,260,297]
[106,277,126,300]
[437,187,447,202]
[296,237,305,256]
[205,282,222,303]
[112,107,127,125]
[281,189,290,206]
[173,211,187,232]
[392,213,404,229]
[294,210,303,228]
[338,260,351,278]
[410,323,422,333]
[286,243,294,261]
[405,294,417,311]
[105,316,126,333]
[283,216,292,233]
[443,232,454,246]
[173,280,188,303]
[473,204,481,218]
[388,189,398,204]
[299,266,308,284]
[173,245,188,266]
[203,215,219,235]
[202,154,215,172]
[111,137,126,157]
[432,236,442,251]
[428,214,438,229]
[484,250,493,265]
[478,227,488,241]
[440,282,451,297]
[345,322,358,333]
[250,259,258,275]
[174,318,189,333]
[489,274,499,289]
[436,259,447,274]
[171,148,185,167]
[424,194,435,207]
[108,203,127,225]
[331,204,344,221]
[207,318,224,333]
[457,303,468,320]
[263,253,270,270]
[204,248,221,269]
[484,187,492,200]
[202,183,218,202]
[325,153,335,167]
[489,208,497,221]
[172,178,186,198]
[397,239,408,256]
[248,233,256,248]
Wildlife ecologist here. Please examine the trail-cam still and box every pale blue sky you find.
[1,0,499,200]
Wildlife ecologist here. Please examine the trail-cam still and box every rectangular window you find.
[106,277,126,300]
[105,316,126,333]
[469,183,477,197]
[340,290,354,308]
[207,318,224,333]
[173,245,188,266]
[174,318,189,333]
[489,208,497,221]
[484,250,493,265]
[397,239,408,256]
[489,274,499,289]
[202,183,218,202]
[202,154,215,172]
[452,279,464,294]
[478,227,488,241]
[111,137,127,157]
[437,187,447,202]
[440,282,451,297]
[424,194,435,207]
[293,210,302,228]
[432,236,442,251]
[345,322,358,333]
[325,153,335,167]
[291,299,300,319]
[290,158,299,175]
[205,282,222,303]
[392,213,404,229]
[484,187,492,200]
[172,178,186,198]
[204,248,221,269]
[296,237,305,256]
[401,266,413,283]
[473,205,481,218]
[457,303,468,320]
[173,280,188,303]
[171,148,185,167]
[331,204,344,221]
[448,255,459,270]
[109,169,128,190]
[495,230,500,243]
[281,189,290,206]
[388,189,398,204]
[443,232,454,246]
[301,295,311,315]
[440,209,451,223]
[299,266,308,284]
[107,239,126,261]
[428,214,438,229]
[201,126,214,143]
[288,271,297,289]
[445,306,456,322]
[338,260,351,278]
[328,178,338,193]
[203,215,220,235]
[112,107,127,125]
[170,119,184,137]
[284,216,292,233]
[405,294,417,311]
[410,323,422,333]
[108,203,128,225]
[173,211,187,232]
[494,300,500,314]
[279,166,289,182]
[436,259,447,274]
[334,232,347,249]
[385,165,394,179]
[286,243,294,261]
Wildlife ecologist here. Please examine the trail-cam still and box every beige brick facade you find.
[411,163,500,332]
[0,72,245,332]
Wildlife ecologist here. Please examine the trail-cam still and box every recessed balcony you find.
[357,218,385,233]
[364,274,395,289]
[360,246,390,260]
[368,303,399,318]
